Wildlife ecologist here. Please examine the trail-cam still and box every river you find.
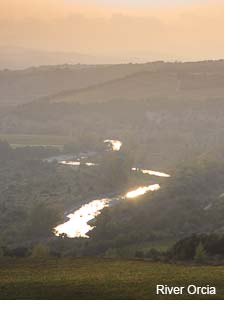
[53,139,170,238]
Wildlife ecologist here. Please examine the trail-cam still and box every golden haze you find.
[0,0,223,61]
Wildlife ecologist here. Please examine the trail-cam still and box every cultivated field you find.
[0,258,224,300]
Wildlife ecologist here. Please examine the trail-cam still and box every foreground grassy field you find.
[0,258,223,300]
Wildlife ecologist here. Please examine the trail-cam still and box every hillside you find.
[0,60,223,108]
[40,61,223,105]
[0,63,151,108]
[0,60,223,169]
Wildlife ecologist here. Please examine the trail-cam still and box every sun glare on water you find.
[59,161,98,167]
[54,198,111,238]
[125,184,160,199]
[59,160,81,166]
[104,140,122,151]
[54,184,161,238]
[132,168,171,177]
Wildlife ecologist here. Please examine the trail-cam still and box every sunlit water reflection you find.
[59,160,81,166]
[125,184,160,199]
[54,198,111,238]
[104,139,122,151]
[54,183,161,238]
[132,168,171,177]
[59,160,98,167]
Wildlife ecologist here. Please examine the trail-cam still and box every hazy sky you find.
[0,0,223,62]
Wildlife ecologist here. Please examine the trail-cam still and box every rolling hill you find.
[0,60,224,169]
[0,60,223,108]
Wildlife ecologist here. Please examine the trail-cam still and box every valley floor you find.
[0,258,223,300]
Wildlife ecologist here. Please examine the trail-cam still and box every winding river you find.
[53,140,170,238]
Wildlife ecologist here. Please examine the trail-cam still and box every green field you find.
[0,258,224,300]
[0,134,69,148]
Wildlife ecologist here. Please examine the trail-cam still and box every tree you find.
[31,243,49,259]
[101,151,134,188]
[0,236,5,258]
[28,202,62,237]
[0,247,4,258]
[147,248,160,260]
[105,248,118,258]
[194,242,207,263]
[0,140,12,160]
[135,250,144,258]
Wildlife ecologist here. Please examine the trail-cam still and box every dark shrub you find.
[168,233,224,261]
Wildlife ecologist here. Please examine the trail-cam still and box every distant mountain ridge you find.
[0,46,137,70]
